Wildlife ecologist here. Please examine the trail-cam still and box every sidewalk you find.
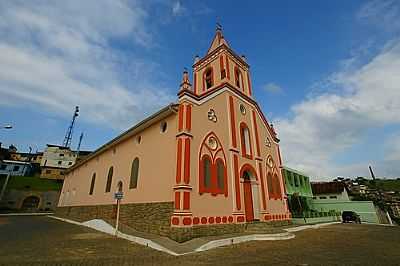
[49,216,341,256]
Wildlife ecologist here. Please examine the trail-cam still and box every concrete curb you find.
[362,222,396,227]
[48,215,296,256]
[0,212,53,216]
[195,232,295,252]
[284,221,341,233]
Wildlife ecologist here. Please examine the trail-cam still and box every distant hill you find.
[373,179,400,192]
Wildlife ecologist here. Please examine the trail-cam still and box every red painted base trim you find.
[183,217,192,225]
[172,217,179,225]
[171,213,289,227]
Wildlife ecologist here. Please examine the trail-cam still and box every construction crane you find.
[62,106,79,148]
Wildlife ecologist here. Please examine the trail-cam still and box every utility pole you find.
[62,106,79,148]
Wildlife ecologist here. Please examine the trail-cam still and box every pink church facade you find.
[57,27,290,241]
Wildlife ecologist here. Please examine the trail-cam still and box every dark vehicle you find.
[342,211,361,223]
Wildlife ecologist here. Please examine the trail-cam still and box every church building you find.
[56,26,290,241]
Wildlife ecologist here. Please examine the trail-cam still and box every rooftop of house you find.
[46,144,73,150]
[1,160,32,165]
[282,166,310,178]
[311,181,347,195]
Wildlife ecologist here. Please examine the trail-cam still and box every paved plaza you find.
[0,216,399,265]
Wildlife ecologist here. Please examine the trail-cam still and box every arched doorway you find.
[243,171,254,221]
[241,165,259,222]
[21,196,40,211]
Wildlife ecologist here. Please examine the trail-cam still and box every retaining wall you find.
[56,202,290,242]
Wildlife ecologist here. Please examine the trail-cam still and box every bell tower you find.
[189,24,253,98]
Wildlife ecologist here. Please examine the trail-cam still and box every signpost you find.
[114,191,123,236]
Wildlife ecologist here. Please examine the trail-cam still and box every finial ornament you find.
[179,67,192,92]
[216,22,222,32]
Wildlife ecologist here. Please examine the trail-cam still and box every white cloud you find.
[357,0,400,32]
[0,1,174,129]
[273,0,400,180]
[263,82,283,94]
[172,1,187,16]
[275,41,400,180]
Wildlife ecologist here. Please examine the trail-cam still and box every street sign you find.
[114,191,123,200]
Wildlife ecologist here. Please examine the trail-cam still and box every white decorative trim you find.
[180,87,278,144]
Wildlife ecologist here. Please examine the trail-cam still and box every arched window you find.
[267,172,274,199]
[105,166,113,192]
[130,158,139,189]
[199,133,228,196]
[201,155,212,189]
[89,173,96,195]
[235,67,242,89]
[216,159,225,190]
[240,123,252,158]
[204,68,213,90]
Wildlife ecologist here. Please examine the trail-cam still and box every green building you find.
[282,166,313,217]
[311,182,380,223]
[283,167,382,224]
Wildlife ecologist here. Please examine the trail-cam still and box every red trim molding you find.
[183,191,190,210]
[228,96,237,148]
[277,145,283,167]
[247,72,252,96]
[178,104,184,131]
[233,154,241,210]
[219,55,224,78]
[252,110,261,157]
[240,122,253,159]
[258,162,267,210]
[174,191,180,210]
[185,104,192,131]
[178,82,279,142]
[225,55,231,80]
[175,138,182,183]
[184,138,191,184]
[193,72,197,95]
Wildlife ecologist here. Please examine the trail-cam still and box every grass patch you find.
[0,175,62,191]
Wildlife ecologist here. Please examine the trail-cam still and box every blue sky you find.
[1,0,399,180]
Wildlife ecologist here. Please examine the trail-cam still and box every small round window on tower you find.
[160,121,167,133]
[136,135,142,144]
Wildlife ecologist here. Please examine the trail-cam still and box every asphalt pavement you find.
[0,216,399,265]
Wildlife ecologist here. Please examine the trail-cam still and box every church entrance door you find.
[243,173,254,222]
